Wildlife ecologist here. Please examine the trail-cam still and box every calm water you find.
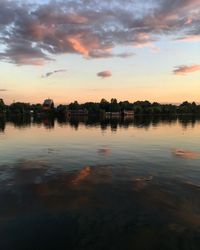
[0,116,200,250]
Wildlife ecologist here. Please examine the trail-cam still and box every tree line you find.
[0,98,200,116]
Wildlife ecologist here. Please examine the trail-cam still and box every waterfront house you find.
[122,110,134,116]
[42,99,54,111]
[105,112,121,117]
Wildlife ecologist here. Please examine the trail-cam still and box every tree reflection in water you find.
[1,115,200,132]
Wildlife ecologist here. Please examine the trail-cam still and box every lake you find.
[0,116,200,250]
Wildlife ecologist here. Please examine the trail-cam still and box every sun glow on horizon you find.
[0,0,200,104]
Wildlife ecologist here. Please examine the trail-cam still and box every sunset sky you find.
[0,0,200,105]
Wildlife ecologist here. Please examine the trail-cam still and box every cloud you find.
[176,35,200,42]
[173,65,200,75]
[0,0,200,65]
[42,69,67,78]
[0,41,52,65]
[115,52,135,58]
[97,71,112,78]
[89,50,135,59]
[0,89,8,92]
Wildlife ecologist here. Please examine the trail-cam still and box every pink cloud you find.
[15,57,47,66]
[27,23,56,41]
[173,65,200,75]
[132,33,155,48]
[97,71,112,78]
[176,35,200,42]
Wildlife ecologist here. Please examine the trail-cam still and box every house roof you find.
[43,99,54,106]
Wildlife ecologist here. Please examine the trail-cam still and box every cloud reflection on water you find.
[97,146,112,157]
[0,160,199,225]
[173,149,200,159]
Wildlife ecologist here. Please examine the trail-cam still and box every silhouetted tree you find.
[31,104,43,114]
[0,99,5,114]
[56,105,68,115]
[9,102,31,115]
[69,101,79,110]
[100,99,110,112]
[110,98,120,112]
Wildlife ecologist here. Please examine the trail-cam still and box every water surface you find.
[0,116,200,249]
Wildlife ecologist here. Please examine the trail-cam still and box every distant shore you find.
[1,99,200,117]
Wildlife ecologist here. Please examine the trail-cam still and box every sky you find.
[0,0,200,105]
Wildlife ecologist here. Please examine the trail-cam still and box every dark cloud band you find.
[0,0,199,65]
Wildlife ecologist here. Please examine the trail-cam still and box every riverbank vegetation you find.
[0,98,200,116]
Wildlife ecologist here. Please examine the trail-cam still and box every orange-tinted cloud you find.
[67,36,90,57]
[173,65,200,75]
